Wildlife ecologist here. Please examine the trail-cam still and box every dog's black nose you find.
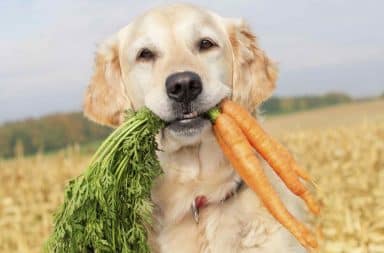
[166,71,202,103]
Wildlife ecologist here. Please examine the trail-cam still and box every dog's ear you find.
[84,36,131,127]
[227,19,278,112]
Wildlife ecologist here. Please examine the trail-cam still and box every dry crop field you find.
[1,100,383,253]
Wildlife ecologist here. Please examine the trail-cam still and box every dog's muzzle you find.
[164,71,210,135]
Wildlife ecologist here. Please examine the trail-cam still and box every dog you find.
[84,4,307,253]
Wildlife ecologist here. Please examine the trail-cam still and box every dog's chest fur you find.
[150,129,306,253]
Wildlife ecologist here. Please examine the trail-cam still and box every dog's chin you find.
[165,116,211,146]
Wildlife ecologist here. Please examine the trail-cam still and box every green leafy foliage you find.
[45,108,165,253]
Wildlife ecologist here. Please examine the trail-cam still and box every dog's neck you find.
[152,128,240,225]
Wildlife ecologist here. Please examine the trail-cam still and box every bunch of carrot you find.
[208,99,320,249]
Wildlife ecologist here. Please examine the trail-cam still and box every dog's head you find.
[84,4,277,147]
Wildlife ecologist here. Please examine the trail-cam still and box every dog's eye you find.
[198,38,217,51]
[137,48,155,61]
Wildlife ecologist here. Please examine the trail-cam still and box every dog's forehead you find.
[125,4,224,42]
[143,4,215,23]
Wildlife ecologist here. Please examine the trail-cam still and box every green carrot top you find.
[46,108,164,253]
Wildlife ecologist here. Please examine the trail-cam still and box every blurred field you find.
[1,100,383,253]
[264,99,384,134]
[0,147,91,252]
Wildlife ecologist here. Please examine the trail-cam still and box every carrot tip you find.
[298,226,318,249]
[302,192,321,215]
[306,234,319,249]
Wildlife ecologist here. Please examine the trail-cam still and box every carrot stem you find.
[207,107,221,122]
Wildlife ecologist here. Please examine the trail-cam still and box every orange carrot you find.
[220,99,320,215]
[210,110,318,249]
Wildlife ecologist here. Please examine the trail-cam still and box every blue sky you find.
[0,0,383,123]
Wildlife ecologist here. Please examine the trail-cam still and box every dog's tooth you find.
[182,111,198,119]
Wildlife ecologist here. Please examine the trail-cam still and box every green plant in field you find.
[45,108,164,253]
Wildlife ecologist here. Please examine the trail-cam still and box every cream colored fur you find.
[84,4,307,252]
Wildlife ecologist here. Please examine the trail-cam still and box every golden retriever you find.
[84,3,307,253]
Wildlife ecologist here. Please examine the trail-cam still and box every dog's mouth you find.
[166,110,210,135]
